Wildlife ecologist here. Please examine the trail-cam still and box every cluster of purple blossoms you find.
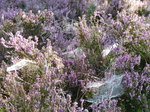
[0,0,150,112]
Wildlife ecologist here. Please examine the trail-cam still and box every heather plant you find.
[0,10,53,43]
[0,10,53,64]
[116,10,150,68]
[75,15,107,75]
[0,0,93,56]
[113,53,150,112]
[73,1,150,111]
[123,0,148,13]
[0,32,87,112]
[75,13,125,76]
[90,99,121,112]
[0,0,150,112]
[1,31,64,71]
[91,2,150,69]
[0,0,89,20]
[74,1,124,75]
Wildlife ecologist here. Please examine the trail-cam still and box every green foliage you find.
[86,2,97,20]
[76,16,116,76]
[124,40,150,69]
[22,19,43,37]
[120,94,150,112]
[0,107,6,112]
[0,10,52,44]
[137,8,150,17]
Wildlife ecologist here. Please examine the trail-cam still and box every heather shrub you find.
[0,0,150,112]
[0,10,53,64]
[0,0,89,20]
[116,11,150,67]
[123,0,149,14]
[91,2,150,70]
[90,99,121,112]
[113,54,150,112]
[75,15,112,76]
[0,32,87,112]
[0,10,53,42]
[73,1,150,111]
